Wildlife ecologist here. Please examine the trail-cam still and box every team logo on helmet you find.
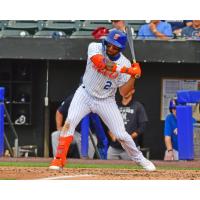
[114,34,120,40]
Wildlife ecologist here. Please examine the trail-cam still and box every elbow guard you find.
[90,54,106,70]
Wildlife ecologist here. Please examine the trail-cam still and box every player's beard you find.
[106,49,121,61]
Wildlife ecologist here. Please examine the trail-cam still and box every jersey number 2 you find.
[104,81,112,90]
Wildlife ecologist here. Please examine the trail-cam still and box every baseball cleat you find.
[136,158,156,171]
[49,158,64,171]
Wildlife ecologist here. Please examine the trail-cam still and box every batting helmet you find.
[169,98,177,110]
[104,29,127,50]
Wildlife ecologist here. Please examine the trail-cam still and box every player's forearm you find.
[106,61,141,78]
[91,55,141,79]
[90,54,106,70]
[164,136,173,150]
[119,77,135,97]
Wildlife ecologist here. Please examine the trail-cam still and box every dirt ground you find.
[0,157,200,180]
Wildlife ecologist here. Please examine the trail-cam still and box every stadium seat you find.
[0,20,9,30]
[89,20,111,24]
[5,20,39,35]
[126,20,146,35]
[37,20,46,31]
[43,20,77,36]
[0,30,30,38]
[70,30,93,38]
[80,20,112,31]
[34,30,66,38]
[126,20,146,25]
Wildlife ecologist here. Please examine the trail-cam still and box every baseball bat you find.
[126,24,136,63]
[126,24,141,78]
[89,129,101,159]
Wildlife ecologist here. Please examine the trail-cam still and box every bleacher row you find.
[0,20,146,38]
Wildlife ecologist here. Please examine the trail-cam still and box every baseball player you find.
[164,99,179,160]
[49,29,156,171]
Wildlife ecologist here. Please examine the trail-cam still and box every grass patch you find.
[68,163,141,170]
[0,162,48,167]
[0,162,140,169]
[0,161,200,171]
[158,166,200,171]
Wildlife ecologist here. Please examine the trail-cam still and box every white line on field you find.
[37,174,94,180]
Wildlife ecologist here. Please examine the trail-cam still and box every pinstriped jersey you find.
[83,42,131,99]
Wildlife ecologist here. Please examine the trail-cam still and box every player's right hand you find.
[129,63,141,78]
[164,150,174,161]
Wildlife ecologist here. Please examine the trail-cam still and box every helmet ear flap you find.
[102,39,107,53]
[102,39,107,47]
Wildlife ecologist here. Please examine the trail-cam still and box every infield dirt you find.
[0,158,200,180]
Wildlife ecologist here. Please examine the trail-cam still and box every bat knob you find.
[135,74,141,79]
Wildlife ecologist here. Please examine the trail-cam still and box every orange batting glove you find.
[120,63,141,78]
[129,62,141,78]
[90,54,106,70]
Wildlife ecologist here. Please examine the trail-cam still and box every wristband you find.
[167,149,173,152]
[115,65,123,73]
